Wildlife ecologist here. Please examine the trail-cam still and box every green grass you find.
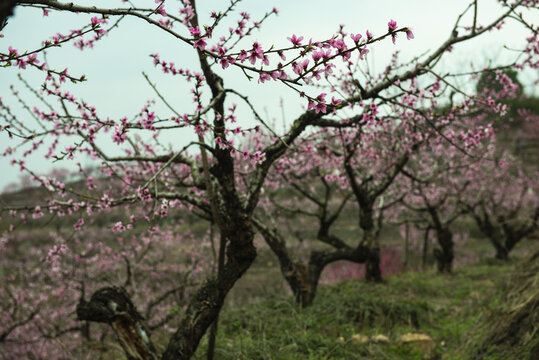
[191,261,524,360]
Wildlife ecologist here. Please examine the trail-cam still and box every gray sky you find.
[0,0,536,192]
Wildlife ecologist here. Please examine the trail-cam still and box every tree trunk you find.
[286,263,320,308]
[253,219,322,308]
[255,219,371,308]
[434,228,454,273]
[359,214,383,282]
[365,247,382,282]
[78,223,256,360]
[296,286,317,308]
[422,228,430,270]
[472,212,512,261]
[0,1,17,29]
[161,225,256,360]
[495,245,509,260]
[206,231,226,360]
[488,231,509,260]
[403,223,410,269]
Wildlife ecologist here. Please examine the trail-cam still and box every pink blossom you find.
[331,97,342,106]
[308,94,328,114]
[287,34,304,46]
[112,123,127,144]
[258,73,272,83]
[141,111,156,130]
[237,49,248,63]
[74,218,84,230]
[329,38,346,50]
[315,103,327,114]
[311,69,322,80]
[16,58,27,69]
[312,50,324,62]
[193,38,207,51]
[8,46,18,57]
[220,57,232,69]
[271,70,287,80]
[359,47,369,60]
[370,102,378,115]
[250,151,266,165]
[388,19,398,32]
[324,63,335,76]
[350,33,362,43]
[405,28,414,40]
[292,59,309,75]
[204,26,213,38]
[111,221,126,232]
[188,27,200,37]
[249,42,264,64]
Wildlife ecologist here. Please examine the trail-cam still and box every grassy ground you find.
[190,253,537,360]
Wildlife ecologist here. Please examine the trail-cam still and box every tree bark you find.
[422,228,430,270]
[433,228,454,273]
[361,221,382,282]
[254,217,371,307]
[365,246,382,282]
[403,223,410,268]
[76,287,158,360]
[206,231,226,360]
[161,222,256,360]
[0,0,17,30]
[286,262,321,308]
[78,220,256,360]
[495,245,509,260]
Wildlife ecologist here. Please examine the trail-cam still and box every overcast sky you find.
[1,0,536,192]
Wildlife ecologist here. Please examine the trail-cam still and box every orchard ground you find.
[2,185,537,359]
[209,244,539,360]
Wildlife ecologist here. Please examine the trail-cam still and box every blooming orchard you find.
[0,0,538,359]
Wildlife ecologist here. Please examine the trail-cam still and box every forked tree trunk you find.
[254,219,373,308]
[282,247,378,307]
[472,212,512,261]
[161,226,256,360]
[253,219,322,308]
[78,224,256,360]
[500,223,535,260]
